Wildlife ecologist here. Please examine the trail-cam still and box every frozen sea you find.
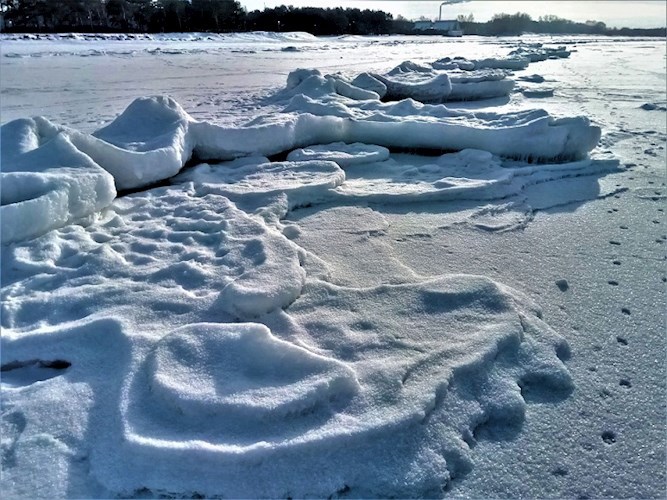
[1,32,665,498]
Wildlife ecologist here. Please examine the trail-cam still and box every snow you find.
[1,32,665,499]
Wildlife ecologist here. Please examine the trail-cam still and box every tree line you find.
[1,1,664,37]
[458,12,665,37]
[0,0,395,34]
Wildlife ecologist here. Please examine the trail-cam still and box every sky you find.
[239,1,667,28]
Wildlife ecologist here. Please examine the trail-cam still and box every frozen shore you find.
[1,33,665,499]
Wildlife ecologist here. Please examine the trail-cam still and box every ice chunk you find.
[332,78,379,101]
[176,159,345,211]
[350,72,387,99]
[473,57,530,71]
[522,88,555,98]
[447,70,515,101]
[509,45,571,62]
[1,122,116,244]
[286,68,322,90]
[371,71,452,103]
[192,100,600,162]
[387,60,434,75]
[518,74,546,83]
[4,97,196,193]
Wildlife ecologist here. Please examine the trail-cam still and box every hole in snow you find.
[601,431,617,444]
[1,359,71,387]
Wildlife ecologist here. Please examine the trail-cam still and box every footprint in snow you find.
[555,279,569,292]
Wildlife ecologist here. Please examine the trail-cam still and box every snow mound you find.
[147,322,359,420]
[1,119,116,244]
[287,142,390,167]
[106,275,571,497]
[89,96,194,189]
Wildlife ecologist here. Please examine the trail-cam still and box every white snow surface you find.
[1,33,665,499]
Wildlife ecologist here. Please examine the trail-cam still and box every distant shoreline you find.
[1,30,665,39]
[1,2,664,38]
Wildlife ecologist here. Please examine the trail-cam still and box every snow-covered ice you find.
[1,32,665,499]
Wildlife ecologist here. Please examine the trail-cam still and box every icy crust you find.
[103,275,572,497]
[177,159,345,198]
[171,149,618,212]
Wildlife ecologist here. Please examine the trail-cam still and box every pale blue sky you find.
[240,1,667,28]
